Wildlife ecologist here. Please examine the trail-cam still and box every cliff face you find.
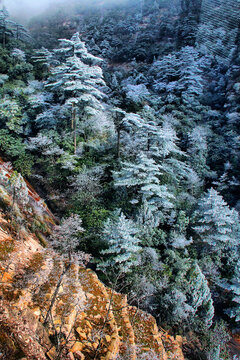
[0,160,184,360]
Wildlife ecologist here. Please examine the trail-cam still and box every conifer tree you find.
[187,125,212,179]
[98,211,141,273]
[46,33,106,153]
[187,262,214,329]
[194,188,240,251]
[0,7,13,47]
[225,260,240,322]
[32,47,57,71]
[0,7,30,46]
[114,152,174,221]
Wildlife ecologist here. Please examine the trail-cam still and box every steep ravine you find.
[0,159,184,360]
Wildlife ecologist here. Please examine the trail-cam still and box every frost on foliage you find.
[35,105,63,129]
[11,48,26,62]
[32,47,58,68]
[79,110,114,139]
[194,188,240,250]
[120,115,193,187]
[9,171,29,205]
[55,32,103,64]
[136,200,162,229]
[98,211,141,273]
[27,133,64,156]
[114,152,174,220]
[187,262,214,329]
[159,259,214,329]
[0,96,23,134]
[71,165,104,201]
[26,80,44,93]
[27,133,53,151]
[150,47,205,107]
[57,153,78,171]
[0,74,8,85]
[125,84,150,104]
[170,232,193,249]
[50,214,85,262]
[28,93,51,108]
[221,260,240,322]
[46,33,106,141]
[187,125,213,178]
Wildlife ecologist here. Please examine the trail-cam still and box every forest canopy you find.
[0,0,240,358]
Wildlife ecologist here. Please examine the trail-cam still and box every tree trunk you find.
[3,26,6,48]
[72,103,77,155]
[43,263,71,326]
[117,127,121,159]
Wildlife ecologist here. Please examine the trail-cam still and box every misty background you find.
[2,0,131,20]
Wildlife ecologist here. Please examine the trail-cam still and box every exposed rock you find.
[0,160,184,360]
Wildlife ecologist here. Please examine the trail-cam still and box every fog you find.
[3,0,131,20]
[5,0,63,17]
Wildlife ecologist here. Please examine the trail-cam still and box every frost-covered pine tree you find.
[12,22,31,42]
[187,262,214,329]
[0,7,13,47]
[11,48,26,62]
[121,114,193,186]
[151,53,179,90]
[178,46,204,106]
[32,47,57,70]
[194,188,240,251]
[121,113,149,155]
[187,125,212,179]
[46,33,106,152]
[221,260,240,322]
[156,256,214,329]
[98,211,141,273]
[54,32,103,64]
[0,96,23,134]
[114,152,174,222]
[0,7,30,46]
[125,83,150,105]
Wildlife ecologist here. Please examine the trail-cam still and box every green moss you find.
[0,239,15,261]
[0,186,11,208]
[30,218,48,235]
[36,232,48,247]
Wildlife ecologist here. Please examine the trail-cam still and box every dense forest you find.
[0,0,240,358]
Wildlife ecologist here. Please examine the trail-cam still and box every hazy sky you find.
[4,0,130,19]
[5,0,65,17]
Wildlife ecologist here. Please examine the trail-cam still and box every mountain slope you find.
[0,159,184,360]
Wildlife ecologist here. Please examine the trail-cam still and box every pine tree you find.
[32,47,57,71]
[12,22,31,42]
[0,7,13,47]
[0,96,23,134]
[178,46,204,106]
[187,125,212,178]
[46,33,106,152]
[0,7,30,46]
[221,260,240,322]
[98,211,141,273]
[110,107,126,158]
[114,152,174,221]
[194,188,240,251]
[54,32,103,64]
[148,120,193,187]
[187,262,214,329]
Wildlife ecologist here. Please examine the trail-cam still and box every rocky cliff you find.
[0,160,184,360]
